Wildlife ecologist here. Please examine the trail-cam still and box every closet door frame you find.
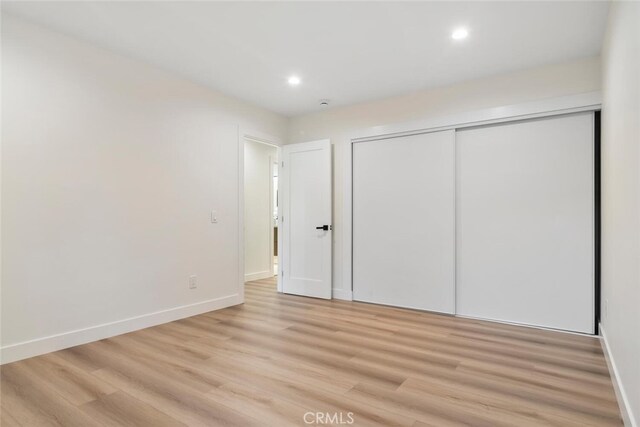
[342,92,601,334]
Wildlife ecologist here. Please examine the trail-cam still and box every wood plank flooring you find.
[1,277,623,426]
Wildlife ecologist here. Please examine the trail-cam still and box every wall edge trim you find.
[1,293,242,364]
[600,323,638,427]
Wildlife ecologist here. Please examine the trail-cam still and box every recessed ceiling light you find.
[451,27,469,40]
[288,75,301,86]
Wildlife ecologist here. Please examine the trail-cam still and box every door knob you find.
[315,225,331,231]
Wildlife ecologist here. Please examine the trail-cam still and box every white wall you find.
[288,57,601,298]
[0,12,614,368]
[600,1,640,425]
[0,16,287,363]
[244,140,277,281]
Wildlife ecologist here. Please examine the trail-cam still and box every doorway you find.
[241,136,333,300]
[272,161,279,275]
[243,136,279,284]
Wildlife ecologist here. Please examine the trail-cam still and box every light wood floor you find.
[1,277,622,426]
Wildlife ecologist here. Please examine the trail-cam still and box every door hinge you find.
[281,161,284,167]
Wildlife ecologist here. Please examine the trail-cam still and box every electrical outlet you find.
[189,275,197,289]
[211,210,218,223]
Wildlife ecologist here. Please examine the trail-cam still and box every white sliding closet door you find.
[456,113,594,333]
[353,130,455,313]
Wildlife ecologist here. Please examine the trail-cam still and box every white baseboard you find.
[0,293,241,365]
[332,287,353,301]
[245,271,274,282]
[600,324,638,427]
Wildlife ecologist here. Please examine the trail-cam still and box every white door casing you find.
[281,140,332,299]
[344,95,600,334]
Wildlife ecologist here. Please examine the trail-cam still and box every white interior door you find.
[352,130,455,313]
[281,140,332,299]
[456,113,594,333]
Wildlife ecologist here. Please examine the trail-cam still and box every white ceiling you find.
[3,1,609,117]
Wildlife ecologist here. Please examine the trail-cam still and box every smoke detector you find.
[319,99,330,107]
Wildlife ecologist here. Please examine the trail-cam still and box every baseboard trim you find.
[245,271,274,282]
[332,288,353,301]
[0,293,242,365]
[600,324,637,427]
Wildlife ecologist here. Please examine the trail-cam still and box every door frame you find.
[343,92,602,334]
[345,92,602,301]
[238,127,283,302]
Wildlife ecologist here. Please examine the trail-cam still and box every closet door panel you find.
[353,130,455,313]
[456,113,594,333]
